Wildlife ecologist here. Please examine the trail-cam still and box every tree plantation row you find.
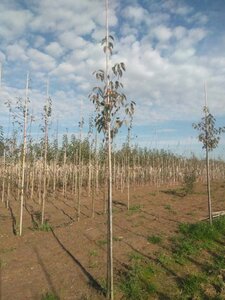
[1,134,225,218]
[1,2,225,297]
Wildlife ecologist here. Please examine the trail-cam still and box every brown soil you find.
[0,181,225,300]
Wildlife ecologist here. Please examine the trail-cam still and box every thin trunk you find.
[77,119,83,222]
[1,148,6,203]
[127,128,130,210]
[204,83,212,225]
[41,79,49,225]
[19,72,29,236]
[105,0,113,298]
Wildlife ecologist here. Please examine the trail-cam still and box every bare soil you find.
[0,181,225,299]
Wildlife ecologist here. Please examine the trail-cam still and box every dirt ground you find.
[0,181,225,300]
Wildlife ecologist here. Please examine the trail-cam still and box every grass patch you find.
[119,216,225,299]
[0,247,16,254]
[38,221,52,232]
[147,235,162,244]
[89,249,98,257]
[0,259,7,268]
[172,218,225,261]
[41,292,59,300]
[180,274,206,298]
[97,239,107,246]
[129,251,144,261]
[113,236,123,242]
[164,204,171,210]
[162,188,186,197]
[120,259,156,300]
[129,204,141,212]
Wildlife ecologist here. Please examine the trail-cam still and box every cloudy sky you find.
[0,0,225,157]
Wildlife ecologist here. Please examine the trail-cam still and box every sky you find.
[0,0,225,158]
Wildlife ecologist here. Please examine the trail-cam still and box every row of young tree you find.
[1,1,224,298]
[1,126,225,209]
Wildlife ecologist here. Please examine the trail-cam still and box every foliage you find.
[89,36,135,141]
[193,106,225,151]
[38,221,52,232]
[183,170,196,194]
[147,235,162,244]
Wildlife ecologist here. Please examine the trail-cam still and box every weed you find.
[178,221,220,241]
[113,236,123,242]
[97,239,107,246]
[179,274,206,298]
[89,249,98,257]
[39,221,52,232]
[186,211,195,216]
[164,204,171,210]
[129,204,141,212]
[174,237,198,259]
[120,260,155,300]
[162,188,186,197]
[41,292,60,300]
[183,170,196,194]
[0,259,7,268]
[89,261,98,268]
[147,235,162,244]
[205,254,225,275]
[0,247,16,254]
[129,251,144,261]
[99,278,107,295]
[157,253,172,266]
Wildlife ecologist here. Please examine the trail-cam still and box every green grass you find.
[164,204,172,210]
[179,274,206,298]
[0,259,7,268]
[97,239,107,246]
[120,259,156,300]
[39,221,52,232]
[147,234,162,244]
[113,236,123,242]
[89,249,98,257]
[129,204,141,212]
[119,216,225,299]
[128,251,144,261]
[41,292,59,300]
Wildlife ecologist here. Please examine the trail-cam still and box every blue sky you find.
[0,0,225,158]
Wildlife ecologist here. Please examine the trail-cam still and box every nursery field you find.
[1,181,225,300]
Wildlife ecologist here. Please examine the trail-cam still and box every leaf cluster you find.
[193,106,225,151]
[89,36,135,141]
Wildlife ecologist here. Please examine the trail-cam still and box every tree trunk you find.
[19,72,29,236]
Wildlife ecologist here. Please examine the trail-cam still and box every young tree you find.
[41,79,52,225]
[193,86,225,224]
[19,72,30,235]
[89,1,135,298]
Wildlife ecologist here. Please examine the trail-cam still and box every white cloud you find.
[123,6,148,24]
[152,25,172,42]
[58,33,87,50]
[0,4,33,42]
[0,51,6,62]
[0,0,224,156]
[45,42,64,58]
[6,43,28,62]
[27,49,56,72]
